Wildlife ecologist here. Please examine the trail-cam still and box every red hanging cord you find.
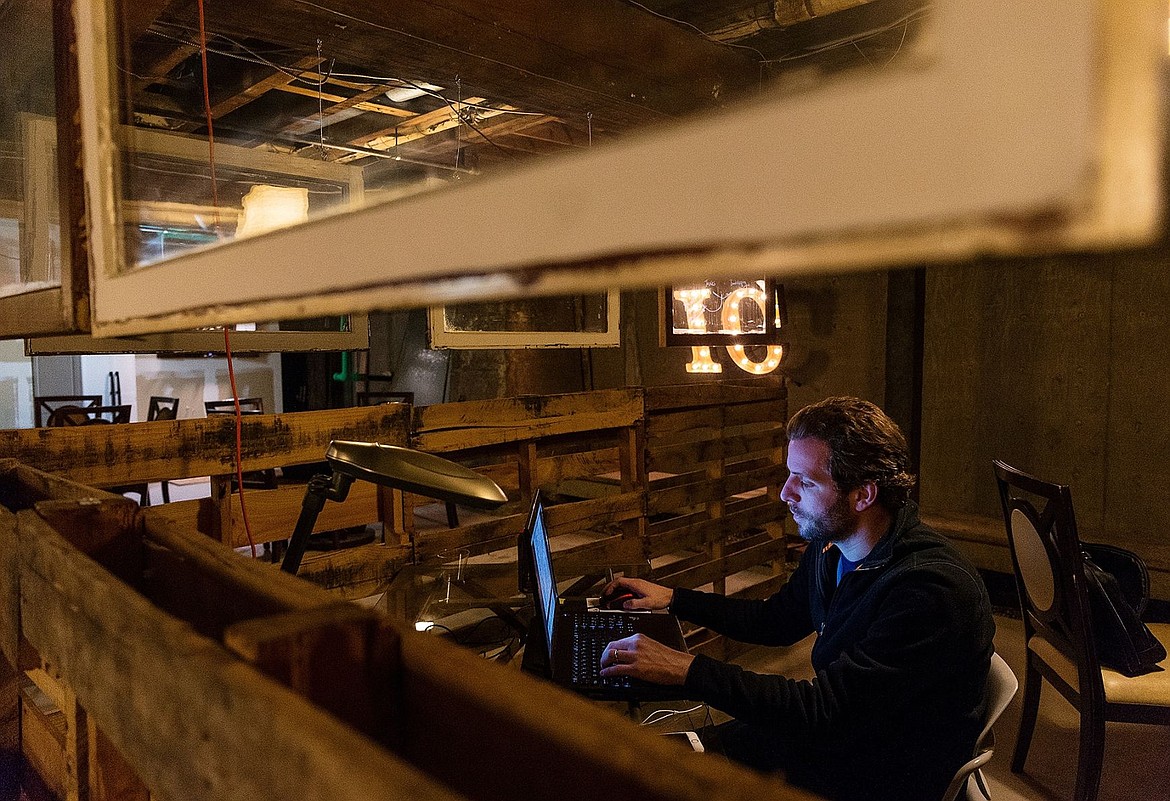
[195,0,256,556]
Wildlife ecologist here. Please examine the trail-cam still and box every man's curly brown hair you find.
[786,396,916,511]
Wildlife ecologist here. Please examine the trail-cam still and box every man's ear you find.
[853,481,879,512]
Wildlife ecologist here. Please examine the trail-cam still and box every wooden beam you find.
[395,631,816,801]
[0,405,412,487]
[271,82,416,120]
[413,389,642,452]
[132,43,199,93]
[16,512,462,801]
[222,604,400,745]
[281,82,415,136]
[296,542,411,599]
[211,56,325,119]
[176,0,761,132]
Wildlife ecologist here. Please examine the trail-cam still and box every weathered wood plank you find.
[33,498,143,587]
[412,494,643,562]
[647,498,785,556]
[655,538,785,590]
[413,390,642,451]
[296,542,412,599]
[89,722,151,801]
[0,504,17,668]
[395,630,816,801]
[223,604,400,747]
[222,481,381,548]
[646,400,786,444]
[140,516,333,639]
[648,427,786,474]
[537,447,621,486]
[20,681,67,800]
[0,405,411,487]
[648,462,785,514]
[0,656,17,795]
[1,460,118,510]
[17,510,463,801]
[722,398,789,430]
[645,378,784,413]
[646,406,723,440]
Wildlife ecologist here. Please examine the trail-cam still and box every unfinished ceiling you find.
[122,0,931,178]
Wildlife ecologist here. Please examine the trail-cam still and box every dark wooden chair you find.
[993,460,1170,801]
[148,397,180,502]
[34,394,103,427]
[46,403,131,426]
[205,398,277,489]
[148,396,179,422]
[204,398,264,416]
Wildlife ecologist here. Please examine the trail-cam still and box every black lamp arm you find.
[280,472,354,574]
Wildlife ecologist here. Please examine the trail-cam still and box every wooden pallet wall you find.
[0,461,818,801]
[642,379,790,655]
[0,380,791,619]
[403,389,644,578]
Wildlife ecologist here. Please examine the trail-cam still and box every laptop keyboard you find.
[569,613,636,689]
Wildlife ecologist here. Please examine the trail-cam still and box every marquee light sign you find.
[662,280,786,376]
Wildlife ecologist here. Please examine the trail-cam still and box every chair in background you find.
[993,461,1170,801]
[34,394,102,427]
[148,396,179,422]
[204,397,264,416]
[941,652,1017,801]
[147,396,180,502]
[205,397,277,489]
[45,402,144,504]
[355,390,414,406]
[46,403,132,426]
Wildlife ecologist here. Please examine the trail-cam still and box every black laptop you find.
[525,492,690,701]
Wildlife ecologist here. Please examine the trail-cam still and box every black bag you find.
[1081,543,1166,676]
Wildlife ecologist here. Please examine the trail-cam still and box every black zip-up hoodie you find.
[671,501,995,801]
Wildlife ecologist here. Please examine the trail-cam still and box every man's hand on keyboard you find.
[599,633,694,685]
[599,577,674,611]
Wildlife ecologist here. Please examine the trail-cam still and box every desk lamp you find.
[281,440,507,574]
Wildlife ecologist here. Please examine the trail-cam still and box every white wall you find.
[50,350,282,422]
[0,338,33,429]
[80,352,137,414]
[128,353,282,420]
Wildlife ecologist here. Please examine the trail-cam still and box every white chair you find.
[941,651,1018,801]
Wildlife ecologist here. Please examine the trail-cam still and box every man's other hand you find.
[599,633,694,685]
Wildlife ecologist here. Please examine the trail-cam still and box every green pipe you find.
[332,350,350,382]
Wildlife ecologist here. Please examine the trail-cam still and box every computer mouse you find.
[599,588,637,610]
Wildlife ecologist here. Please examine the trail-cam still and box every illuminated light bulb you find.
[726,340,784,375]
[686,346,722,374]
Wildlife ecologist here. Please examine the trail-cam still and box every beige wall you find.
[920,246,1170,575]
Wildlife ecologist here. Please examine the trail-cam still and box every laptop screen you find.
[529,494,558,658]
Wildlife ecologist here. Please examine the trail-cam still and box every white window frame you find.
[71,0,1165,337]
[17,119,369,351]
[0,115,86,339]
[427,290,620,349]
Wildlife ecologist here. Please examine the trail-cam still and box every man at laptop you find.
[598,397,994,801]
